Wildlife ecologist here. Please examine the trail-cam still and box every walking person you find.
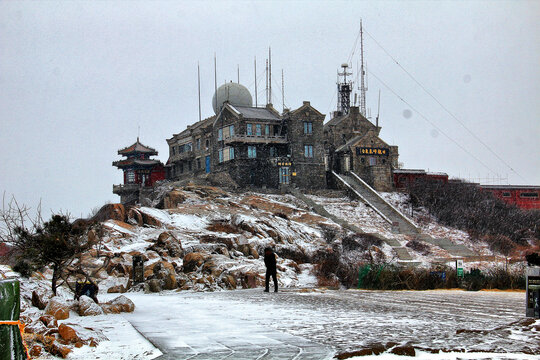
[264,247,278,292]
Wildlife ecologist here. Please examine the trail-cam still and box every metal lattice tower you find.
[337,63,352,115]
[359,20,367,117]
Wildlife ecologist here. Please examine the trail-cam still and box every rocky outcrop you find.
[32,290,49,310]
[183,252,208,272]
[91,203,126,222]
[101,295,135,314]
[44,297,70,320]
[78,296,104,316]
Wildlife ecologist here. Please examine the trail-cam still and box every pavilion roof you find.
[118,138,158,156]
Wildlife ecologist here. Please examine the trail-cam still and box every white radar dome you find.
[212,82,253,114]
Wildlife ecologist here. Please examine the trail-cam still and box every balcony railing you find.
[113,183,141,194]
[223,134,287,145]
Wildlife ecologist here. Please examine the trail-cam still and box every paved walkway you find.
[121,289,537,359]
[122,292,334,360]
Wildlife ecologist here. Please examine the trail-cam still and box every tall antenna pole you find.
[281,69,284,112]
[237,64,239,83]
[198,62,201,122]
[265,59,269,105]
[376,89,381,128]
[254,57,258,107]
[359,19,367,117]
[214,53,218,109]
[268,47,272,105]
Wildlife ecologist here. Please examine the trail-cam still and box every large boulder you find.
[44,297,70,320]
[101,295,135,314]
[32,290,49,310]
[127,208,144,226]
[91,203,126,222]
[221,274,237,290]
[241,272,262,289]
[163,190,187,209]
[183,252,208,272]
[78,295,104,316]
[147,279,162,293]
[163,273,177,290]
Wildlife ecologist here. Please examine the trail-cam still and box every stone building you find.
[324,106,399,191]
[166,82,326,189]
[166,66,399,192]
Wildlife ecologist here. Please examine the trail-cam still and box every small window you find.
[304,122,313,134]
[256,124,262,137]
[229,147,235,160]
[196,138,201,150]
[229,125,235,137]
[218,128,223,141]
[265,124,270,136]
[304,145,313,158]
[269,146,276,157]
[186,143,192,152]
[520,192,539,198]
[248,146,257,158]
[369,157,376,166]
[188,161,192,171]
[197,158,201,169]
[247,123,253,136]
[171,146,176,155]
[205,139,210,149]
[218,149,224,163]
[502,192,511,197]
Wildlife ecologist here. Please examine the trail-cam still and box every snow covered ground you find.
[61,289,538,360]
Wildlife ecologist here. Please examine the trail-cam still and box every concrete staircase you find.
[415,234,476,257]
[333,171,420,235]
[289,188,419,265]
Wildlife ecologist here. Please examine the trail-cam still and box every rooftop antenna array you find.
[337,63,352,115]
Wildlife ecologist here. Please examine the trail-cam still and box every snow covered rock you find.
[32,289,49,310]
[107,295,135,313]
[78,295,104,316]
[91,203,126,222]
[44,296,70,320]
[183,252,208,272]
[146,278,162,293]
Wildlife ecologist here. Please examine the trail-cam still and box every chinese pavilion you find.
[113,138,165,204]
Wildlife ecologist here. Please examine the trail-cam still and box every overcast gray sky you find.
[1,1,539,218]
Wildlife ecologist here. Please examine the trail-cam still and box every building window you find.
[369,157,376,166]
[185,143,192,152]
[179,163,184,173]
[265,124,270,136]
[256,124,262,137]
[304,145,313,158]
[218,128,223,141]
[188,161,192,171]
[229,125,235,137]
[502,192,511,197]
[229,147,235,160]
[171,146,176,155]
[279,167,290,184]
[218,149,224,163]
[269,146,276,157]
[126,170,135,183]
[248,146,257,158]
[247,123,253,136]
[196,138,201,150]
[178,145,184,154]
[304,122,313,134]
[205,139,210,149]
[197,158,201,169]
[520,192,539,198]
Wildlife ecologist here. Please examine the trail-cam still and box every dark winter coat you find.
[264,248,277,273]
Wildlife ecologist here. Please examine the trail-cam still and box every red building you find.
[113,138,165,204]
[393,169,449,189]
[480,185,540,210]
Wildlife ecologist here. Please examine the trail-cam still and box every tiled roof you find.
[118,138,158,155]
[112,158,161,168]
[231,105,281,120]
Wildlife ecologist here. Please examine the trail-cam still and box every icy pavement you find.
[117,289,539,360]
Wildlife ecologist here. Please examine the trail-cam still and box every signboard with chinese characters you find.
[356,147,389,156]
[456,259,464,278]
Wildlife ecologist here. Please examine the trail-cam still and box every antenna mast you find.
[268,47,272,105]
[254,57,258,107]
[197,62,201,122]
[281,69,284,112]
[265,59,269,105]
[359,19,367,117]
[237,64,239,83]
[214,53,217,108]
[376,89,381,128]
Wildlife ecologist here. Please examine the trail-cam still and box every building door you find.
[279,167,290,185]
[205,156,211,173]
